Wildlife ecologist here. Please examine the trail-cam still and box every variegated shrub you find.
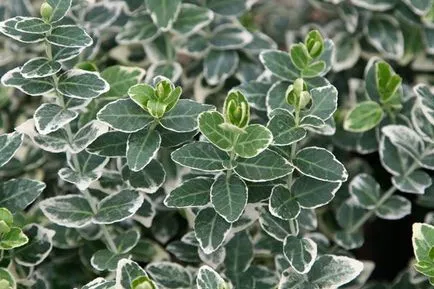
[0,0,434,289]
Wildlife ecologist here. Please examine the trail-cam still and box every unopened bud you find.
[224,91,250,129]
[40,2,53,22]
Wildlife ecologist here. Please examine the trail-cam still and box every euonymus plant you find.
[0,0,434,288]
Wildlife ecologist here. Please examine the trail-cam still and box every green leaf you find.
[114,229,140,253]
[116,12,160,44]
[91,249,127,272]
[333,33,361,72]
[57,70,109,99]
[258,208,297,241]
[195,207,231,254]
[366,15,404,59]
[0,17,45,43]
[292,175,341,208]
[349,174,381,209]
[234,124,272,158]
[235,149,294,182]
[15,17,51,34]
[337,199,366,231]
[93,189,144,224]
[224,231,253,273]
[198,111,235,151]
[302,61,326,78]
[266,81,295,115]
[343,101,384,133]
[305,85,338,121]
[269,185,300,220]
[0,178,46,211]
[205,0,246,15]
[146,262,192,289]
[352,0,397,11]
[39,195,94,228]
[308,255,364,288]
[403,0,433,15]
[210,24,253,50]
[267,111,306,146]
[47,0,72,23]
[413,223,434,265]
[376,61,402,104]
[123,160,165,194]
[115,259,148,289]
[379,136,415,176]
[165,177,212,208]
[87,131,128,157]
[283,236,317,274]
[34,103,78,135]
[334,231,364,250]
[101,66,146,98]
[197,265,227,289]
[173,4,214,36]
[97,99,155,133]
[70,121,109,153]
[0,132,23,167]
[0,268,15,289]
[382,125,425,159]
[376,195,411,220]
[1,67,54,96]
[146,0,182,31]
[211,174,248,223]
[292,147,348,182]
[392,170,432,195]
[14,224,55,267]
[290,43,312,71]
[204,50,239,86]
[414,84,434,126]
[126,128,161,172]
[47,25,93,48]
[236,81,271,112]
[259,50,298,81]
[160,100,214,133]
[0,227,28,250]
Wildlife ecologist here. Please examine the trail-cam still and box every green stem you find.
[287,107,301,188]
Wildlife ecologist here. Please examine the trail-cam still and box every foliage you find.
[0,0,434,288]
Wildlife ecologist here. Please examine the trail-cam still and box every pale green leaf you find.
[101,66,146,98]
[344,101,384,132]
[34,103,78,135]
[283,236,317,274]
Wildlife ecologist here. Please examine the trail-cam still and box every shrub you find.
[0,0,433,288]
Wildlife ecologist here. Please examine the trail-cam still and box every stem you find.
[287,108,301,188]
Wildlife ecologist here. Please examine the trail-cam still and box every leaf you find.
[292,175,341,208]
[146,0,182,31]
[91,249,127,272]
[127,128,161,172]
[302,61,326,78]
[233,124,273,158]
[0,268,15,289]
[47,25,93,48]
[194,207,231,254]
[305,85,338,121]
[414,84,434,126]
[173,4,214,36]
[47,0,72,23]
[70,121,109,153]
[114,229,140,253]
[352,0,397,11]
[292,147,348,182]
[83,2,123,30]
[116,12,160,44]
[15,17,51,34]
[1,67,54,96]
[413,223,434,264]
[93,189,144,224]
[267,111,306,146]
[0,227,28,250]
[392,170,432,194]
[59,167,100,191]
[39,195,94,228]
[0,17,45,43]
[210,24,253,50]
[376,195,411,220]
[0,178,46,211]
[146,262,192,289]
[236,81,271,111]
[379,136,415,176]
[166,241,200,263]
[0,132,23,167]
[204,50,239,86]
[225,231,253,274]
[101,66,146,98]
[87,131,128,157]
[283,236,317,274]
[211,174,248,223]
[259,50,298,81]
[382,125,425,159]
[269,185,300,220]
[160,100,214,133]
[344,101,384,133]
[332,33,361,72]
[402,0,433,15]
[308,255,364,288]
[115,259,148,289]
[57,70,109,99]
[97,99,155,133]
[259,208,298,241]
[290,43,312,70]
[52,45,84,62]
[336,199,366,231]
[235,149,294,182]
[349,174,381,209]
[198,111,235,151]
[206,0,246,15]
[123,160,165,194]
[34,103,78,135]
[145,61,182,83]
[366,15,404,59]
[164,177,212,208]
[334,231,364,250]
[197,265,227,289]
[14,224,55,267]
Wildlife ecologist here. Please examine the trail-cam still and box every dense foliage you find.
[1,0,434,288]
